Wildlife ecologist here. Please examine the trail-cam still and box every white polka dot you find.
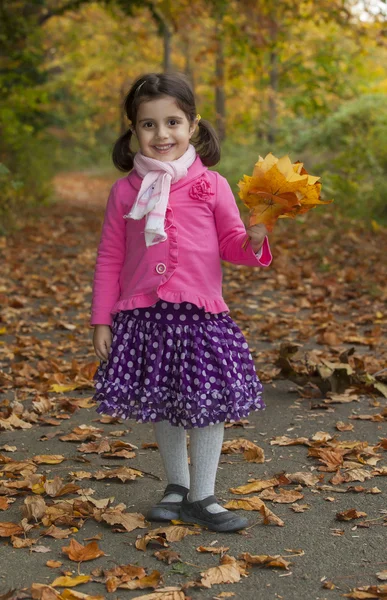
[148,366,153,373]
[113,356,119,363]
[150,353,156,360]
[144,378,150,385]
[208,364,213,371]
[204,351,210,358]
[179,314,186,322]
[194,378,200,385]
[205,382,211,389]
[186,303,192,309]
[155,313,161,319]
[161,302,168,309]
[130,349,136,356]
[167,314,173,321]
[124,373,130,380]
[108,368,114,375]
[136,370,141,376]
[210,376,216,383]
[133,309,139,316]
[193,314,199,321]
[118,344,124,351]
[173,303,180,309]
[153,342,159,348]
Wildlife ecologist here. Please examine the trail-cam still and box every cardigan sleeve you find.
[213,173,272,267]
[91,182,126,326]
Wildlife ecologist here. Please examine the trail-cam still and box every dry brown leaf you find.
[197,546,230,554]
[343,585,387,598]
[270,436,310,446]
[260,504,285,526]
[286,472,320,486]
[0,522,24,537]
[221,439,264,463]
[11,536,36,548]
[130,588,187,600]
[336,509,367,521]
[22,496,47,521]
[239,552,290,569]
[291,504,311,512]
[43,525,73,539]
[31,545,52,553]
[0,497,10,510]
[224,497,264,511]
[62,539,105,562]
[136,525,199,551]
[51,575,90,587]
[93,467,143,482]
[230,477,279,495]
[60,590,105,600]
[31,583,61,600]
[46,560,63,568]
[99,508,146,533]
[336,421,354,432]
[154,550,181,564]
[259,488,304,503]
[116,570,161,590]
[33,455,66,465]
[44,476,80,497]
[311,431,333,442]
[200,555,242,588]
[377,571,387,582]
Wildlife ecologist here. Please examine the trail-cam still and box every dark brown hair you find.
[112,72,221,171]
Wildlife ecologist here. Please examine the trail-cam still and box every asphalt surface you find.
[0,378,386,600]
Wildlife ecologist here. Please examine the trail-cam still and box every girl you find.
[91,72,272,533]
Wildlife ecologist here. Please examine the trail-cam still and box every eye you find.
[143,121,154,128]
[169,119,180,126]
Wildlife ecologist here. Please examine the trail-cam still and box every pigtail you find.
[194,119,221,167]
[112,128,136,172]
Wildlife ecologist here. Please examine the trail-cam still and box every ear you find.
[189,119,198,138]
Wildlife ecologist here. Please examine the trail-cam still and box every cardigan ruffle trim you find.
[111,292,229,317]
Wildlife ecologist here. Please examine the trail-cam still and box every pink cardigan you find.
[91,157,272,326]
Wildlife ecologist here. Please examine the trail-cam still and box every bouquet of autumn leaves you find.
[238,153,333,247]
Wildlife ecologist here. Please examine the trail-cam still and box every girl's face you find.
[134,96,196,162]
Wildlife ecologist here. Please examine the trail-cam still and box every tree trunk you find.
[183,34,194,91]
[163,23,172,72]
[215,19,226,141]
[267,15,278,144]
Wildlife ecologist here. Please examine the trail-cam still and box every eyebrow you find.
[138,116,184,123]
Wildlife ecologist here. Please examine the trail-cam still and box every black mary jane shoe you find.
[146,483,189,522]
[179,494,249,532]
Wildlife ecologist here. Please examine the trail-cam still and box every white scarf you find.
[124,144,197,247]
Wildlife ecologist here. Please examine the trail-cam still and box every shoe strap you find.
[194,495,218,508]
[164,483,189,496]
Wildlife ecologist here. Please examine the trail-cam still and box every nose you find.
[156,125,168,140]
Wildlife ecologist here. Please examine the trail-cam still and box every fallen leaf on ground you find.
[259,488,304,503]
[200,555,243,588]
[154,550,181,564]
[230,477,279,494]
[239,552,290,569]
[46,561,63,568]
[336,509,367,521]
[51,575,90,587]
[197,546,230,554]
[0,522,24,537]
[62,539,105,562]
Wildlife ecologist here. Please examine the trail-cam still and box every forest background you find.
[1,0,387,233]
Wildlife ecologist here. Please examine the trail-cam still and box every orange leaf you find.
[62,539,105,562]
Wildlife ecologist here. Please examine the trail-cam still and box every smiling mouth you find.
[153,144,175,151]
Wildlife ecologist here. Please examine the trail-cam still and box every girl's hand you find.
[246,223,268,253]
[93,325,112,361]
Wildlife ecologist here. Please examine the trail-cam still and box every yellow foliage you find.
[238,153,333,231]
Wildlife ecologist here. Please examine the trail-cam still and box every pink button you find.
[155,263,166,275]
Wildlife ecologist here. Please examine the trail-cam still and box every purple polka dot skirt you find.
[93,301,265,429]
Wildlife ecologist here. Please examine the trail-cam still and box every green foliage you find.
[295,94,387,222]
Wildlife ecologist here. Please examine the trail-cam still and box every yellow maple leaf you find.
[238,153,333,231]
